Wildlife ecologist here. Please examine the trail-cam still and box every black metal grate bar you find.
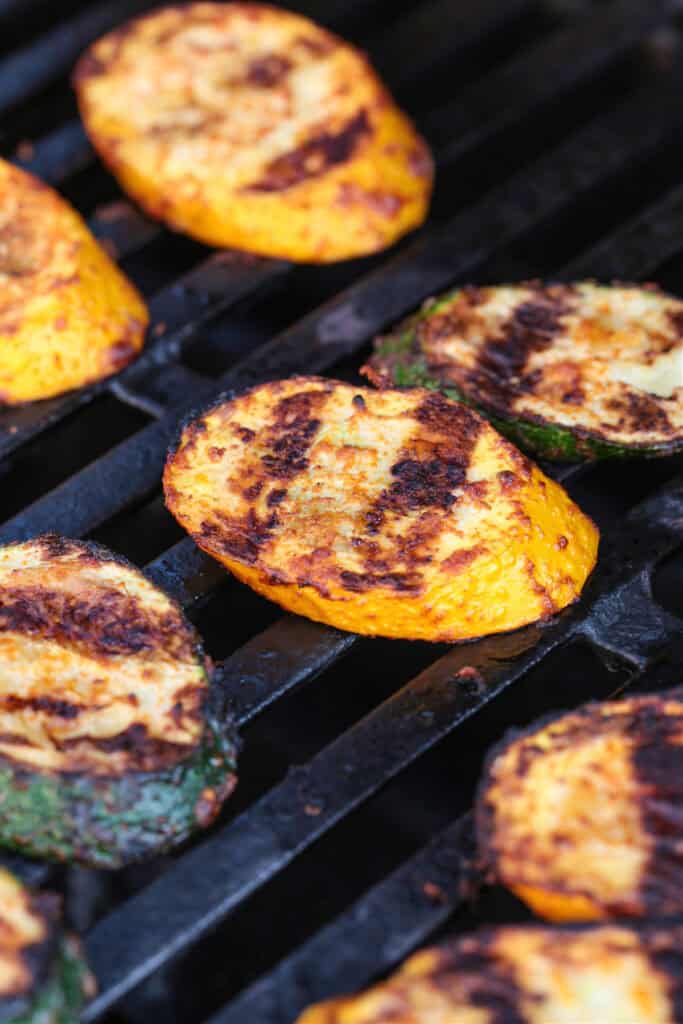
[211,815,474,1024]
[0,0,670,468]
[563,180,683,280]
[82,469,683,1018]
[4,71,683,544]
[424,0,673,162]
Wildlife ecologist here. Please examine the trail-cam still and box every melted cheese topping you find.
[0,537,206,775]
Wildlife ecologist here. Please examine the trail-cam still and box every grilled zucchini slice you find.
[0,867,93,1024]
[0,158,147,405]
[73,2,433,263]
[476,690,683,922]
[163,377,598,642]
[363,281,683,459]
[0,535,238,868]
[297,922,683,1023]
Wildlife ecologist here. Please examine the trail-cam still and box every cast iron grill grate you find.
[2,1,683,1022]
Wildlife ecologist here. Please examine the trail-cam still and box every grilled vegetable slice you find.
[73,2,433,263]
[297,922,683,1023]
[0,158,147,405]
[0,867,93,1024]
[476,690,683,922]
[0,535,238,868]
[163,377,598,642]
[363,281,683,459]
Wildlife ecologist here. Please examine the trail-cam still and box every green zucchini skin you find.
[8,938,92,1024]
[0,704,238,869]
[366,295,683,462]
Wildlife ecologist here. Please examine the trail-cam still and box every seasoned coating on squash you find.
[364,281,683,458]
[73,2,433,263]
[163,377,598,642]
[476,690,683,922]
[297,922,683,1023]
[0,159,147,404]
[0,534,208,775]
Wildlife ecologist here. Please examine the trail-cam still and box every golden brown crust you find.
[163,377,598,641]
[0,159,148,404]
[297,923,683,1023]
[0,536,207,775]
[476,691,683,921]
[73,2,433,262]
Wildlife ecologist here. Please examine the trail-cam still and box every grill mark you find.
[0,585,196,661]
[605,390,673,436]
[429,938,526,1024]
[631,703,683,915]
[468,289,573,413]
[364,393,481,538]
[246,110,371,192]
[442,545,485,574]
[339,570,422,594]
[0,696,84,720]
[57,722,192,772]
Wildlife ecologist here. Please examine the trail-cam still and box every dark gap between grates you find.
[561,454,683,530]
[0,396,150,523]
[87,494,185,566]
[139,640,632,1024]
[651,546,683,620]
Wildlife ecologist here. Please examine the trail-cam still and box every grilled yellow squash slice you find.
[0,158,147,404]
[0,535,238,868]
[163,378,598,642]
[298,923,683,1023]
[0,868,93,1024]
[73,2,433,263]
[364,281,683,459]
[477,690,683,922]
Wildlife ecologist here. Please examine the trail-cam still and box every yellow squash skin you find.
[477,691,683,922]
[163,378,598,642]
[297,923,683,1023]
[0,159,148,404]
[73,3,433,263]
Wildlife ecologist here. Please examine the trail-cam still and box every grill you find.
[2,0,683,1020]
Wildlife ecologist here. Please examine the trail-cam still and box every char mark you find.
[245,54,292,87]
[339,569,422,594]
[605,391,672,436]
[631,702,683,915]
[0,586,196,661]
[0,696,84,720]
[59,722,193,771]
[430,937,527,1024]
[260,389,326,479]
[469,290,572,412]
[246,110,371,192]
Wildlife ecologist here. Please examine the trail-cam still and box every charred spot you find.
[266,488,287,507]
[524,558,556,618]
[235,425,255,443]
[631,702,683,914]
[245,54,292,87]
[352,394,366,410]
[199,506,276,566]
[0,696,83,720]
[62,723,192,771]
[442,545,485,574]
[606,390,673,436]
[430,937,527,1024]
[384,457,464,512]
[295,34,334,57]
[339,569,422,594]
[37,534,78,560]
[208,446,225,462]
[243,480,264,501]
[498,470,518,490]
[668,310,683,337]
[470,292,572,412]
[0,585,197,661]
[556,535,568,550]
[246,110,371,192]
[260,390,326,479]
[336,182,405,218]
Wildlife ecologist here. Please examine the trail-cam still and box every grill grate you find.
[2,1,683,1022]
